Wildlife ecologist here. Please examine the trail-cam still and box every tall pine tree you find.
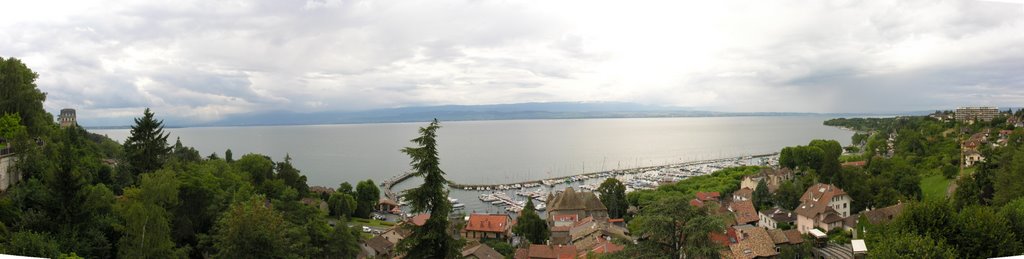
[513,199,549,245]
[123,108,171,177]
[395,119,463,258]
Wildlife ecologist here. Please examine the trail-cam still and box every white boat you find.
[453,203,465,209]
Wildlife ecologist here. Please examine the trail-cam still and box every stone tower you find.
[58,108,76,128]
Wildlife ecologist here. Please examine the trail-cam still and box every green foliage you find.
[994,146,1024,205]
[0,57,52,135]
[596,178,628,219]
[354,179,379,218]
[115,171,184,259]
[624,195,724,259]
[213,196,297,258]
[123,108,172,177]
[2,231,61,258]
[338,182,353,195]
[236,154,274,186]
[632,166,761,208]
[868,231,956,259]
[513,199,549,245]
[482,239,513,256]
[752,180,771,211]
[328,192,357,218]
[395,119,463,258]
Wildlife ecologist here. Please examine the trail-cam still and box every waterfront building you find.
[545,187,609,244]
[795,183,851,234]
[740,168,794,193]
[956,107,999,122]
[58,108,76,128]
[462,213,513,241]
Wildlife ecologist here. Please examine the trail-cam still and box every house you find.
[568,216,630,252]
[361,235,394,258]
[579,237,624,257]
[546,187,609,245]
[740,168,794,193]
[462,213,513,241]
[758,207,796,229]
[794,184,851,234]
[729,200,759,225]
[378,198,400,213]
[299,198,329,214]
[733,188,754,201]
[964,150,984,167]
[409,213,430,226]
[862,203,905,225]
[380,226,410,245]
[728,225,779,259]
[514,244,577,259]
[462,243,504,259]
[691,191,721,207]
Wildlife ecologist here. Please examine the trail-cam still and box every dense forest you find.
[0,57,377,258]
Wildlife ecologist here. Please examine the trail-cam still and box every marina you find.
[386,152,779,216]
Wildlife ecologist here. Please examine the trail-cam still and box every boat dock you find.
[447,152,779,191]
[381,152,778,202]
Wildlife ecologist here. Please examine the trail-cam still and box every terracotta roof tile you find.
[730,200,759,224]
[729,227,778,259]
[465,214,511,233]
[863,202,905,225]
[783,229,804,245]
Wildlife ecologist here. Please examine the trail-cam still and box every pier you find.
[381,152,779,200]
[380,171,416,202]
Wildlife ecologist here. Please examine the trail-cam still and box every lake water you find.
[92,116,852,189]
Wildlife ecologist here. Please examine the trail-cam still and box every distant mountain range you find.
[85,102,926,129]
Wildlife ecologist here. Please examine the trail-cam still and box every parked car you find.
[362,226,371,233]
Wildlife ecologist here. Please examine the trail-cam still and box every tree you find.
[869,231,956,259]
[950,206,1022,258]
[394,119,463,258]
[2,231,61,258]
[123,108,172,176]
[354,179,379,218]
[225,149,234,163]
[596,178,628,219]
[235,154,274,186]
[213,196,296,258]
[328,192,356,218]
[513,199,549,245]
[625,195,724,258]
[322,219,361,258]
[752,180,771,211]
[994,147,1024,205]
[773,181,802,211]
[338,182,353,195]
[115,171,184,259]
[276,154,309,196]
[0,57,52,135]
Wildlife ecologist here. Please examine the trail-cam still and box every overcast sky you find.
[2,0,1023,125]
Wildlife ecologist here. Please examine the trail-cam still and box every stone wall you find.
[0,155,20,192]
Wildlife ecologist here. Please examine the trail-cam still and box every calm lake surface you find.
[92,116,852,188]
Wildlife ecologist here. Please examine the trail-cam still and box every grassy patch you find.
[351,217,396,228]
[920,174,951,201]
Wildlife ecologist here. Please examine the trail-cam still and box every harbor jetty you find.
[382,152,779,201]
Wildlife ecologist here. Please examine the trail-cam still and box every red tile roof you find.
[607,218,624,223]
[733,188,753,201]
[710,227,738,246]
[794,183,847,218]
[730,200,759,225]
[783,229,804,244]
[583,238,624,255]
[690,199,704,207]
[696,191,721,201]
[409,213,430,226]
[465,214,512,233]
[841,160,866,167]
[521,245,577,259]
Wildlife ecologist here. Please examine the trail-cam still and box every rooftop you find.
[465,213,511,233]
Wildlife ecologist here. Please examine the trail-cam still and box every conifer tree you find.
[395,119,462,258]
[123,108,171,176]
[513,199,549,245]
